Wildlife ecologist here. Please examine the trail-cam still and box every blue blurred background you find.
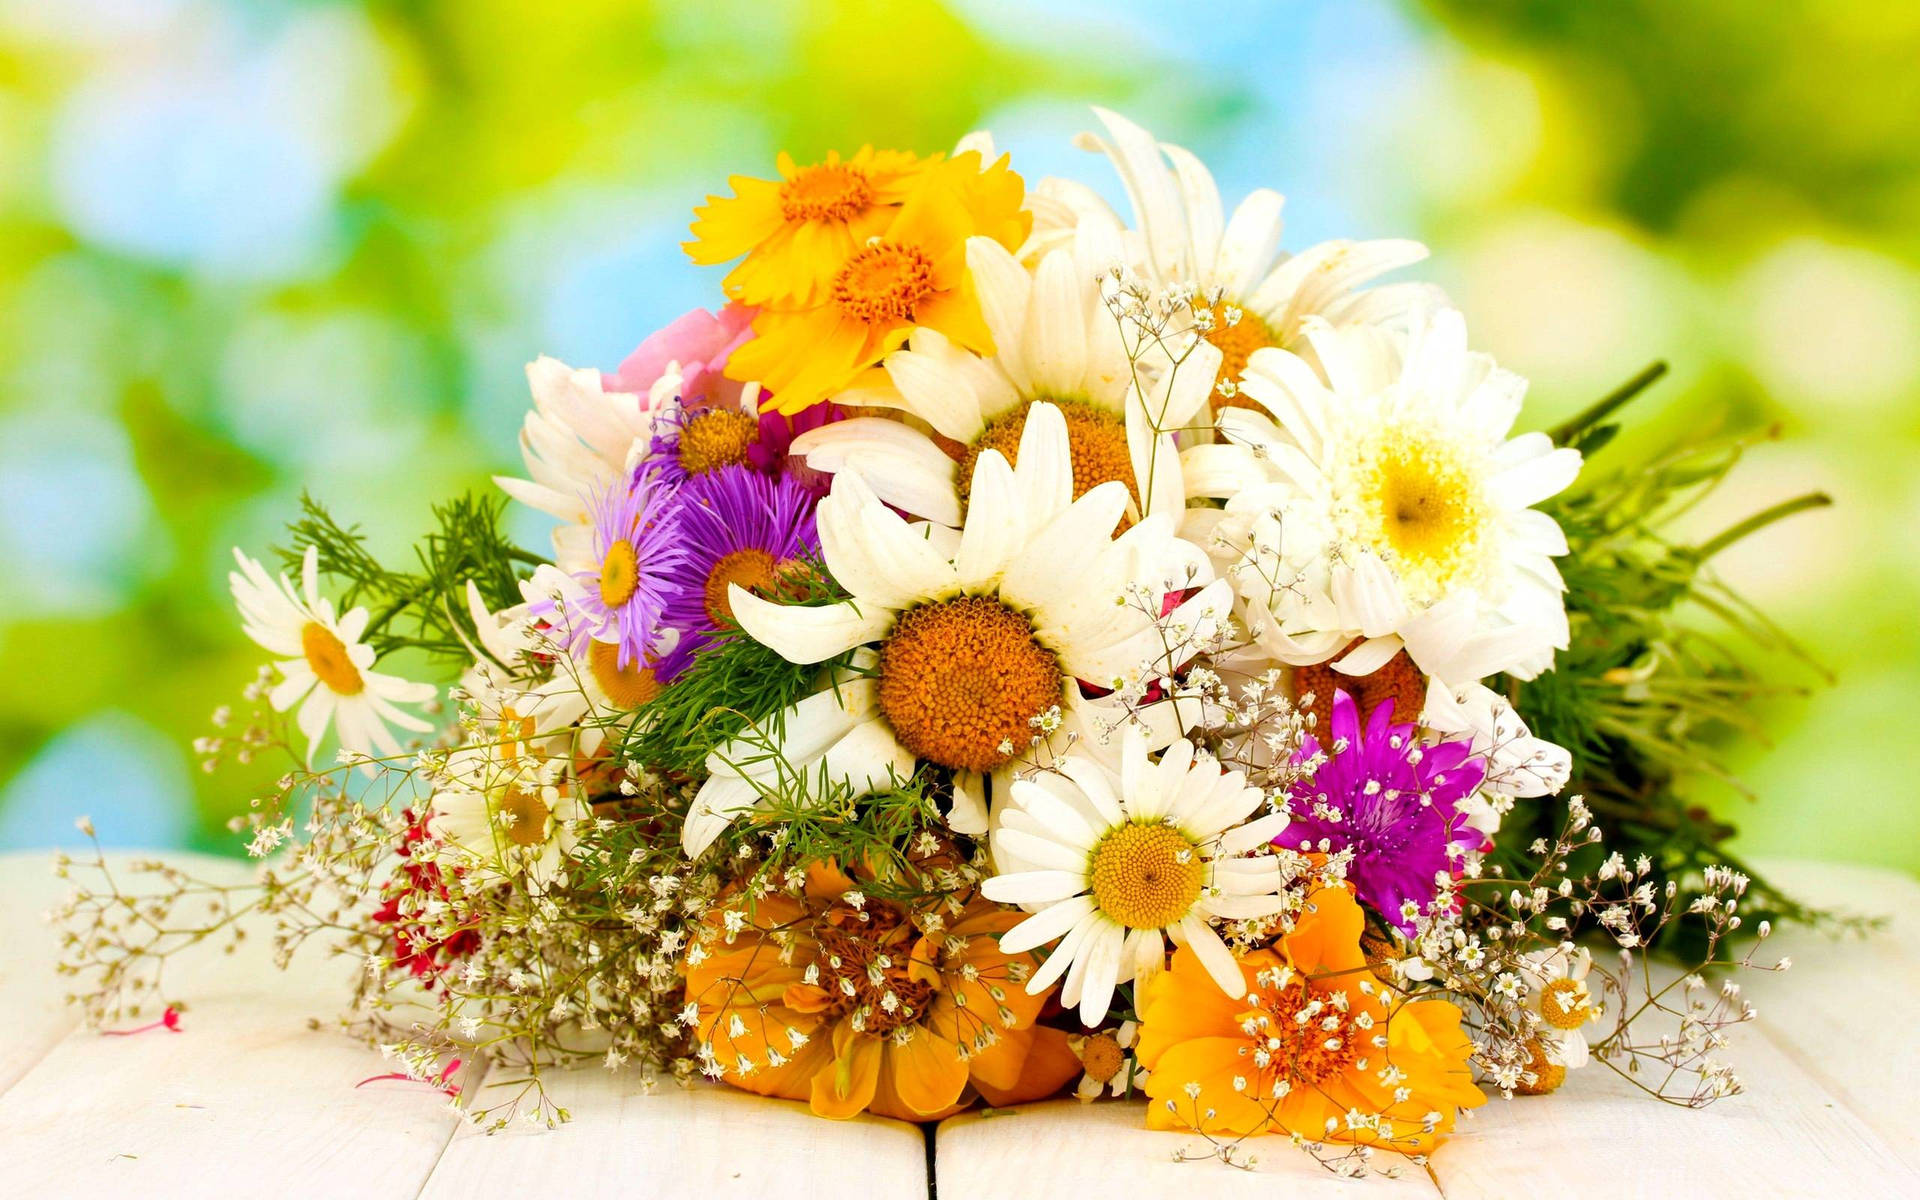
[2,0,1914,870]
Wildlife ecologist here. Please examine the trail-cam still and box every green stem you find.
[1693,491,1833,562]
[1548,361,1669,443]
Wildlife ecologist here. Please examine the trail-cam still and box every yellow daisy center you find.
[876,596,1063,773]
[958,398,1137,512]
[1355,428,1487,600]
[779,162,874,224]
[1540,978,1593,1030]
[1087,823,1204,931]
[1203,300,1278,415]
[588,640,662,709]
[599,538,640,608]
[496,788,552,848]
[300,621,364,696]
[833,240,935,326]
[1513,1036,1567,1095]
[1079,1033,1125,1084]
[677,409,760,476]
[703,547,779,625]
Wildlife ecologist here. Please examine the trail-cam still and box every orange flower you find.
[686,147,933,308]
[723,150,1030,414]
[683,867,1078,1121]
[1135,884,1484,1156]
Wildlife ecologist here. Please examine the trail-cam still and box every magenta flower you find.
[1278,690,1486,934]
[607,302,756,409]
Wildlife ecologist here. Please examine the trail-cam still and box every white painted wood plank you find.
[419,1075,929,1200]
[0,851,89,1095]
[0,850,477,1200]
[938,1098,1413,1196]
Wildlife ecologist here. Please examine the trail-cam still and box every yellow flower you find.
[684,866,1079,1121]
[723,150,1030,414]
[1135,884,1484,1156]
[686,147,933,308]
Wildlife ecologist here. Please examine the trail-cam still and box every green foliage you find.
[1502,365,1837,947]
[277,491,545,662]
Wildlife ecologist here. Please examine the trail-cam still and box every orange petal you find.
[873,1027,971,1120]
[970,1025,1079,1108]
[810,1021,883,1120]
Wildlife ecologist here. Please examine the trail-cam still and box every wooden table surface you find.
[3,851,1916,1199]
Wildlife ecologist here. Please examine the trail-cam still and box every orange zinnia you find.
[686,147,933,308]
[722,150,1030,414]
[683,867,1079,1121]
[1135,884,1484,1156]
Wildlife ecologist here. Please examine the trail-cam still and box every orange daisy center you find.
[811,902,934,1037]
[678,409,761,476]
[1291,641,1427,735]
[599,539,640,607]
[1243,975,1365,1087]
[833,240,936,326]
[958,398,1137,514]
[496,788,552,848]
[1513,1036,1567,1095]
[588,640,662,708]
[703,548,779,625]
[779,162,874,224]
[1088,823,1204,930]
[1203,300,1278,415]
[300,621,364,696]
[1079,1033,1126,1084]
[876,596,1062,773]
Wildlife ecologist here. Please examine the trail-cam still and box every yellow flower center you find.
[876,596,1063,773]
[1203,300,1278,415]
[1540,978,1593,1030]
[833,240,936,326]
[1087,823,1204,930]
[300,621,363,695]
[599,538,640,608]
[1078,1033,1126,1084]
[1513,1036,1567,1095]
[779,162,874,224]
[1242,975,1365,1087]
[677,409,760,476]
[495,788,552,848]
[1356,428,1487,600]
[703,547,779,625]
[958,398,1137,516]
[588,640,662,708]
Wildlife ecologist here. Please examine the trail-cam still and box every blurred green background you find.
[1,0,1913,871]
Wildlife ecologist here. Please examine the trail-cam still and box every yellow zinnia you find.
[1136,884,1485,1157]
[686,147,933,308]
[723,150,1030,414]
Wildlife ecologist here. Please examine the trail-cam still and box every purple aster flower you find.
[535,473,685,670]
[1278,690,1486,935]
[653,463,820,681]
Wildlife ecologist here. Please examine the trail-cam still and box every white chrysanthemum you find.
[428,742,589,888]
[229,546,434,770]
[681,403,1232,858]
[982,727,1290,1027]
[492,355,659,569]
[1060,108,1441,405]
[1518,945,1599,1072]
[1190,306,1581,687]
[794,232,1218,527]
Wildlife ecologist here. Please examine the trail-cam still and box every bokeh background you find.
[1,0,1913,871]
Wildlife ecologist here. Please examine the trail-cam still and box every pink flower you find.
[608,302,757,410]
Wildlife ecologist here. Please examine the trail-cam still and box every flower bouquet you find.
[55,108,1833,1176]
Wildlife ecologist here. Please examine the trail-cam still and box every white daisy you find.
[1069,1020,1148,1101]
[1065,107,1442,408]
[492,355,660,569]
[427,742,589,889]
[793,231,1218,527]
[1517,944,1600,1072]
[228,546,435,770]
[1194,305,1581,688]
[681,403,1232,858]
[983,726,1290,1027]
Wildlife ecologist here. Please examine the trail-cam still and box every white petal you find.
[728,591,890,665]
[1176,917,1245,1000]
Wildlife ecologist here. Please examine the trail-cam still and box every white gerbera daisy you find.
[982,726,1290,1027]
[681,403,1231,858]
[1195,305,1582,687]
[1064,107,1441,410]
[793,232,1218,527]
[427,742,589,888]
[492,355,659,569]
[228,546,435,770]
